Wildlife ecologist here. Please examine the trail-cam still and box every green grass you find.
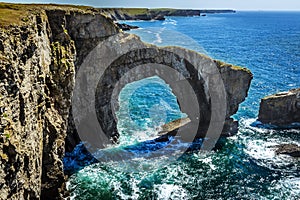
[102,8,149,15]
[214,60,252,74]
[0,5,26,26]
[151,8,177,13]
[0,3,94,27]
[0,3,194,27]
[103,8,182,15]
[121,8,149,15]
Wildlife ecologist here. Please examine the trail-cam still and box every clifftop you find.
[0,3,98,27]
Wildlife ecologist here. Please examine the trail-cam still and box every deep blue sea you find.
[66,12,300,199]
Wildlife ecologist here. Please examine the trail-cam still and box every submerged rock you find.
[274,144,300,158]
[258,88,300,126]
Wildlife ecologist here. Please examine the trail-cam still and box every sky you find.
[2,0,300,10]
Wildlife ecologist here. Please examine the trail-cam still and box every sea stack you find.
[258,88,300,125]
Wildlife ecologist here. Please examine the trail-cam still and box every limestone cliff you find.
[0,3,119,199]
[0,3,250,200]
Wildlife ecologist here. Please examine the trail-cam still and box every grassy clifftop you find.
[0,3,30,26]
[0,3,95,27]
[0,5,149,27]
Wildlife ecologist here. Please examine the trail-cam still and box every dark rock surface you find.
[258,88,300,125]
[275,144,300,157]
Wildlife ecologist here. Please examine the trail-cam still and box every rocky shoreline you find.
[103,8,236,30]
[258,88,300,158]
[0,3,121,199]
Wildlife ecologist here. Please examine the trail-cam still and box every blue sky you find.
[2,0,300,10]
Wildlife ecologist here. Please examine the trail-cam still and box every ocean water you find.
[66,12,300,199]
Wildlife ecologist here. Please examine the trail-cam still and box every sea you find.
[65,11,300,199]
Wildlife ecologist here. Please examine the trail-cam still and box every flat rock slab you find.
[157,117,191,136]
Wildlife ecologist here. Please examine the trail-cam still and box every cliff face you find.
[215,61,253,135]
[0,4,119,199]
[0,3,250,200]
[0,17,50,200]
[0,12,71,199]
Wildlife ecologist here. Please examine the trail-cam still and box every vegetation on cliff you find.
[0,3,95,27]
[0,3,236,27]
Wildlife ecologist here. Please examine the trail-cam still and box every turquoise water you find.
[116,76,186,146]
[66,12,300,199]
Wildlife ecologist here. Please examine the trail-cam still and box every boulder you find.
[274,144,300,158]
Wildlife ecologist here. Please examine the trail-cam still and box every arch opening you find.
[115,75,187,146]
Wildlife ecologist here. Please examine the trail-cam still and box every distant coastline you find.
[99,8,236,21]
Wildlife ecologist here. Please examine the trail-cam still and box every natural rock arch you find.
[72,33,251,151]
[95,48,210,143]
